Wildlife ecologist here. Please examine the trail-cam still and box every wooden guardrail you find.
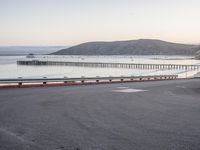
[0,75,178,88]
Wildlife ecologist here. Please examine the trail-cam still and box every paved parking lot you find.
[0,79,200,150]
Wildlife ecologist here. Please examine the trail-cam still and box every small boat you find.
[26,53,35,58]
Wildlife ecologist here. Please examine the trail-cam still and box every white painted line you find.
[116,87,129,89]
[112,89,148,93]
[176,86,186,88]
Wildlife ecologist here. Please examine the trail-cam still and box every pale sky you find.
[0,0,200,46]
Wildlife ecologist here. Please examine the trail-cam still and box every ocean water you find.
[0,55,199,79]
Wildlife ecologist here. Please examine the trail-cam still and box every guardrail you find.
[0,75,178,88]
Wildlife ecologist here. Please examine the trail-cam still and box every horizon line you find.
[0,38,200,47]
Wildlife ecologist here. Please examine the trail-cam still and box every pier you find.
[17,60,200,70]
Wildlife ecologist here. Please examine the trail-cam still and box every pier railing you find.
[0,75,178,88]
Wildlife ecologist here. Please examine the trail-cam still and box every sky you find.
[0,0,200,46]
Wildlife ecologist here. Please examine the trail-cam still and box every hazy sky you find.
[0,0,200,46]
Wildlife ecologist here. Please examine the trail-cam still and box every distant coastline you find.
[0,46,69,56]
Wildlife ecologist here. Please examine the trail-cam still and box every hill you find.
[195,48,200,59]
[52,39,198,55]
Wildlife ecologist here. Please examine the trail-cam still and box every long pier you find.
[17,60,200,70]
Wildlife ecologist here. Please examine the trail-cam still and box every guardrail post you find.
[109,76,112,82]
[95,76,100,83]
[17,77,22,86]
[43,77,47,84]
[64,77,68,83]
[81,76,85,83]
[120,76,124,82]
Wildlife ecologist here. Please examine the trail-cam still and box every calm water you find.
[0,55,199,79]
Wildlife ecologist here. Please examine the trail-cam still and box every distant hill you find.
[195,47,200,59]
[52,39,199,56]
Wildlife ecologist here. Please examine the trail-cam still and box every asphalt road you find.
[0,79,200,150]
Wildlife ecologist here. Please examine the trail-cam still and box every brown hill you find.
[52,39,198,55]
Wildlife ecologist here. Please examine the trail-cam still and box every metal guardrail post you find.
[109,76,112,82]
[43,77,47,84]
[81,76,85,83]
[120,76,124,81]
[17,77,22,86]
[64,77,68,83]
